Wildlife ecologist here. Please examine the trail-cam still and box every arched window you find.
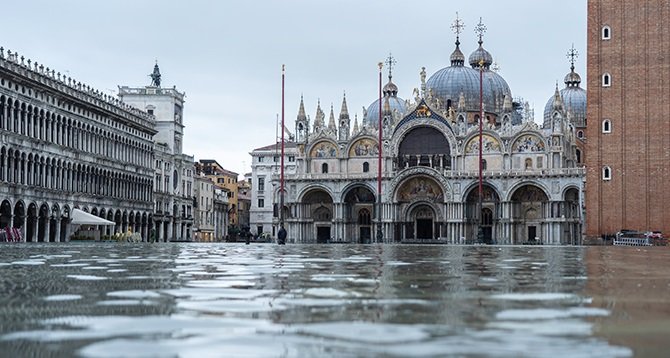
[321,163,328,174]
[602,166,612,181]
[576,148,582,164]
[362,162,369,173]
[481,159,487,170]
[524,158,533,170]
[602,73,611,87]
[602,25,611,40]
[577,130,584,138]
[602,119,611,133]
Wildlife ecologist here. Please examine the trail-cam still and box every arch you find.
[464,133,502,154]
[601,25,611,40]
[511,133,546,153]
[602,73,611,87]
[397,126,451,168]
[602,119,611,133]
[0,200,11,229]
[602,166,612,180]
[362,162,370,172]
[321,163,328,173]
[395,175,444,203]
[347,137,378,157]
[309,140,338,158]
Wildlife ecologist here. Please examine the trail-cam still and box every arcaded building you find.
[0,47,155,241]
[586,0,670,238]
[278,21,585,244]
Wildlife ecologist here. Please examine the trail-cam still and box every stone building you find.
[0,47,155,241]
[194,174,214,241]
[213,187,229,240]
[585,0,670,238]
[197,160,239,227]
[280,20,584,244]
[119,64,195,241]
[249,141,298,238]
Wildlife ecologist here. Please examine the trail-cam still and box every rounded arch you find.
[464,132,502,154]
[297,185,335,203]
[510,184,549,203]
[395,175,444,204]
[397,126,452,168]
[511,133,546,153]
[308,140,338,158]
[388,166,451,203]
[463,182,502,204]
[0,200,12,228]
[347,137,379,157]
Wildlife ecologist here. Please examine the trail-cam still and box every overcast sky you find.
[4,0,586,177]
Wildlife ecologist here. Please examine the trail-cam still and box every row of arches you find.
[0,199,153,242]
[285,178,581,245]
[0,95,152,167]
[0,146,153,202]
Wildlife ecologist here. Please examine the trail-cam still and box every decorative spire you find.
[469,18,492,69]
[328,103,336,130]
[385,52,397,82]
[564,44,582,87]
[450,13,465,66]
[297,94,307,121]
[150,61,161,87]
[353,114,359,133]
[339,91,349,119]
[567,43,579,72]
[474,17,487,45]
[552,83,564,111]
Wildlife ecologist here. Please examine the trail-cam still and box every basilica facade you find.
[279,30,585,245]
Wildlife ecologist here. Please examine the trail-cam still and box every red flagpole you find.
[376,62,383,243]
[280,65,285,227]
[478,59,484,243]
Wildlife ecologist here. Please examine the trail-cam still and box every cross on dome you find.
[385,53,397,80]
[474,17,487,45]
[451,12,465,40]
[567,43,579,71]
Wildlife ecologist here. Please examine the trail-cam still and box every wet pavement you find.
[0,243,667,357]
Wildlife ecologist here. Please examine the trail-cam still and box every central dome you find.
[427,40,511,114]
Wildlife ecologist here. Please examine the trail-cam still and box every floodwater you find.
[0,243,668,357]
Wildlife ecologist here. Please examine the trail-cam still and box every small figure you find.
[277,225,287,245]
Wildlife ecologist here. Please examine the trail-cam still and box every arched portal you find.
[26,203,37,242]
[0,200,11,229]
[37,203,49,242]
[342,185,375,243]
[302,188,333,243]
[510,184,549,243]
[465,184,500,244]
[410,204,436,239]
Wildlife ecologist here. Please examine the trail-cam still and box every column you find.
[44,217,51,243]
[54,218,61,242]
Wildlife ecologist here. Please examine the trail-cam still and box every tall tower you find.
[586,0,670,238]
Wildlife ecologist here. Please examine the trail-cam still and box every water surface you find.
[0,243,667,357]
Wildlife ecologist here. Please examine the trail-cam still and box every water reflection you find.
[0,243,647,357]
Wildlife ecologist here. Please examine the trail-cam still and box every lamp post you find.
[477,58,484,244]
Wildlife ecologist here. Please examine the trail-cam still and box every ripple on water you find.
[496,307,610,321]
[43,295,82,301]
[107,290,162,299]
[490,293,579,301]
[67,275,107,281]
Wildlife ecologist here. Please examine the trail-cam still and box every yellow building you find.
[196,160,239,226]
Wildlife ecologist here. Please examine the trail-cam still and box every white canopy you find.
[70,209,116,226]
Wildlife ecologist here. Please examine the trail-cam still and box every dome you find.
[543,67,587,128]
[364,93,407,128]
[468,45,493,69]
[426,55,511,114]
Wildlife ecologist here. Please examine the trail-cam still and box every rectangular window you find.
[164,176,170,192]
[258,156,264,162]
[257,226,263,235]
[258,177,265,191]
[258,198,264,208]
[536,156,543,168]
[288,156,295,162]
[273,156,279,162]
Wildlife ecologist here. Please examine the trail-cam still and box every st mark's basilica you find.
[274,19,586,244]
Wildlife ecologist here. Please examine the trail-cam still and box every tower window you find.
[602,166,612,181]
[321,163,328,174]
[602,119,612,133]
[602,26,611,40]
[577,130,584,138]
[363,162,370,173]
[602,73,611,87]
